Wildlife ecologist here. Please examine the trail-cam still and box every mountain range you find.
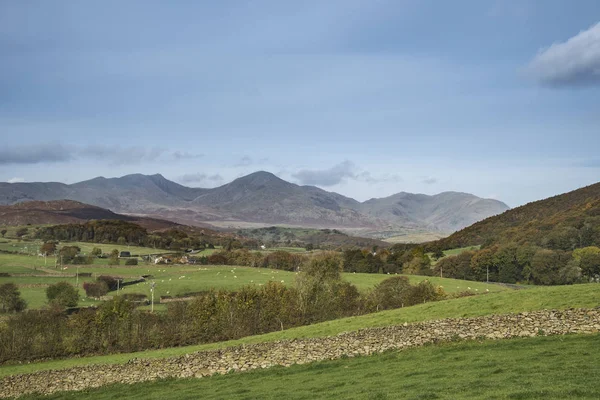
[0,171,509,236]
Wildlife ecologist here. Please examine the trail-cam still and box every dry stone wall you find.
[1,308,599,398]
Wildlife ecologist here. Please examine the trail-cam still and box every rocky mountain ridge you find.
[0,171,509,234]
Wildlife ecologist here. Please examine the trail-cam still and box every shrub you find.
[406,280,445,305]
[370,276,412,310]
[46,282,79,308]
[121,293,147,302]
[71,255,93,265]
[97,276,121,291]
[125,258,138,265]
[83,281,109,298]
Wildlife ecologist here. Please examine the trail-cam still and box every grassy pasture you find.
[442,245,481,256]
[344,273,507,293]
[0,238,165,256]
[383,231,448,243]
[1,247,512,311]
[19,333,600,400]
[1,283,597,378]
[0,274,99,309]
[1,257,511,310]
[0,265,42,274]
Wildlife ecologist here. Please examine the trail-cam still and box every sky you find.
[1,0,599,207]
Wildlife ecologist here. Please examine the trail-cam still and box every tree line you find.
[0,253,445,363]
[34,220,224,251]
[432,244,600,285]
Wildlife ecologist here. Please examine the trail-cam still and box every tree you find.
[0,229,6,238]
[46,281,79,308]
[15,227,28,238]
[579,252,600,281]
[0,283,27,313]
[109,249,119,265]
[530,249,571,285]
[58,246,81,264]
[91,247,102,257]
[370,276,412,310]
[40,241,57,256]
[295,252,346,322]
[432,248,445,260]
[404,254,432,276]
[83,281,109,298]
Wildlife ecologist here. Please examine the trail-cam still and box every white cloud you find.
[292,161,358,186]
[526,22,600,87]
[292,161,402,187]
[7,177,25,183]
[178,173,223,186]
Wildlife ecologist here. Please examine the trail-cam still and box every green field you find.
[2,283,597,378]
[0,238,168,256]
[1,259,511,310]
[344,273,507,293]
[427,245,482,265]
[1,245,512,311]
[18,333,600,400]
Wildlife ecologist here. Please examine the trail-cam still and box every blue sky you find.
[1,0,599,207]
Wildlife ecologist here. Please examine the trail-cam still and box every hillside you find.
[429,181,600,250]
[0,200,180,231]
[237,226,390,249]
[359,191,509,233]
[0,172,509,235]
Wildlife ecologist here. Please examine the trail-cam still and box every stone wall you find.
[1,308,599,398]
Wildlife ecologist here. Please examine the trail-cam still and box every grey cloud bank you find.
[0,143,203,166]
[0,143,73,165]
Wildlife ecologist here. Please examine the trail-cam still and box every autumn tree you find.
[0,283,27,313]
[40,241,57,256]
[58,246,81,264]
[574,247,600,281]
[83,281,109,298]
[295,252,355,322]
[109,249,119,265]
[370,276,412,310]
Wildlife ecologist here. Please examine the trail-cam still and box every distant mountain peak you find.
[0,171,511,234]
[227,171,289,187]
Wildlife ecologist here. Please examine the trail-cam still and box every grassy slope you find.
[1,283,598,378]
[19,333,600,400]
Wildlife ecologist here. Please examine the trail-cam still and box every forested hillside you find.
[429,182,600,251]
[422,182,600,285]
